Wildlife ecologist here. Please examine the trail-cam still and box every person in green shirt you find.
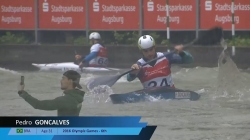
[18,70,85,116]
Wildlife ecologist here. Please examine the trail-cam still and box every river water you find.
[1,55,250,140]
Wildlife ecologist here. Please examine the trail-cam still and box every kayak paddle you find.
[86,26,223,91]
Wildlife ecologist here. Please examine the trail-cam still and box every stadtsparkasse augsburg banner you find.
[88,0,140,30]
[38,0,86,29]
[200,0,250,29]
[143,0,196,30]
[0,0,35,29]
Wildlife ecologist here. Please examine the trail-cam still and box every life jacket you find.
[137,52,175,88]
[88,43,108,67]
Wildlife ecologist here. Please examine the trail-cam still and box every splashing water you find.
[214,39,250,101]
[0,67,20,75]
[85,85,114,103]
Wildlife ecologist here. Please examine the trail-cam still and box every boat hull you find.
[32,62,120,73]
[109,86,200,104]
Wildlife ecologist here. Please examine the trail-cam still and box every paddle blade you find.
[86,75,121,91]
[193,26,223,46]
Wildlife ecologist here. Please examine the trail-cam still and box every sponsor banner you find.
[200,0,250,29]
[38,0,86,29]
[0,0,35,29]
[143,0,196,30]
[88,0,140,30]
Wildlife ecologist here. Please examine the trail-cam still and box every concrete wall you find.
[0,45,249,70]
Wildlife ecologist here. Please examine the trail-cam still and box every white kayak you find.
[32,62,121,73]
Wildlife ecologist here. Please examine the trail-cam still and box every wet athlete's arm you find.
[165,51,194,64]
[82,52,98,62]
[82,44,100,63]
[127,62,142,82]
[18,90,67,110]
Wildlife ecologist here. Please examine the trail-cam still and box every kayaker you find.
[75,32,108,68]
[17,70,85,116]
[127,35,194,89]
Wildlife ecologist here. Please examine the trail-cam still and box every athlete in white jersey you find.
[75,32,108,68]
[127,35,194,89]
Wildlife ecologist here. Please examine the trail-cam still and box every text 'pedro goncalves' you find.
[16,120,70,126]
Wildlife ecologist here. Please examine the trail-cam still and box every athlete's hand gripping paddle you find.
[86,26,224,91]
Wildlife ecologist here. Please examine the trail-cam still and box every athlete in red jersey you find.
[75,32,108,68]
[127,35,194,89]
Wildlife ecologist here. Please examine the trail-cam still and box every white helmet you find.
[89,32,101,40]
[138,35,155,50]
